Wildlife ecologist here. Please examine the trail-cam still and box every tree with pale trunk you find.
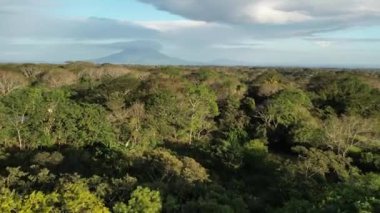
[0,71,27,96]
[323,115,376,158]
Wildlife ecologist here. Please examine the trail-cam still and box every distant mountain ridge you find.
[94,46,190,65]
[92,41,254,66]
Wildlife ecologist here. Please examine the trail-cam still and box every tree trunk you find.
[16,129,23,150]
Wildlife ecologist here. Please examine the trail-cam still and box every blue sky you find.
[0,0,380,67]
[54,0,182,21]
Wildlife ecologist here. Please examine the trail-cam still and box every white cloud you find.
[135,20,208,31]
[0,0,54,13]
[139,0,380,27]
[212,42,260,49]
[245,2,312,24]
[314,40,332,48]
[0,13,158,40]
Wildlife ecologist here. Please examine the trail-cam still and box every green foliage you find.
[0,88,116,149]
[181,157,209,183]
[185,84,219,143]
[255,88,317,148]
[146,148,184,182]
[278,173,380,212]
[181,184,249,213]
[32,151,64,167]
[146,89,184,141]
[22,191,59,213]
[0,187,21,212]
[257,88,313,130]
[244,139,268,156]
[360,152,380,171]
[57,102,116,147]
[125,186,162,213]
[145,83,219,143]
[252,70,287,98]
[4,167,29,190]
[292,147,351,180]
[210,129,249,169]
[255,70,286,84]
[290,120,324,145]
[194,68,219,82]
[0,65,379,213]
[160,66,182,78]
[310,75,380,116]
[60,181,109,213]
[217,96,250,131]
[0,188,59,213]
[137,148,209,183]
[113,202,129,213]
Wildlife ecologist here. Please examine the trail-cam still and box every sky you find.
[0,0,380,67]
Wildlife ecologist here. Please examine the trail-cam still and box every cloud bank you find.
[0,0,379,67]
[139,0,380,25]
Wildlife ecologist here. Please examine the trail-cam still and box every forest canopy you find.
[0,63,379,212]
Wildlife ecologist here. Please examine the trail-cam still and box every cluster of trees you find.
[0,63,379,212]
